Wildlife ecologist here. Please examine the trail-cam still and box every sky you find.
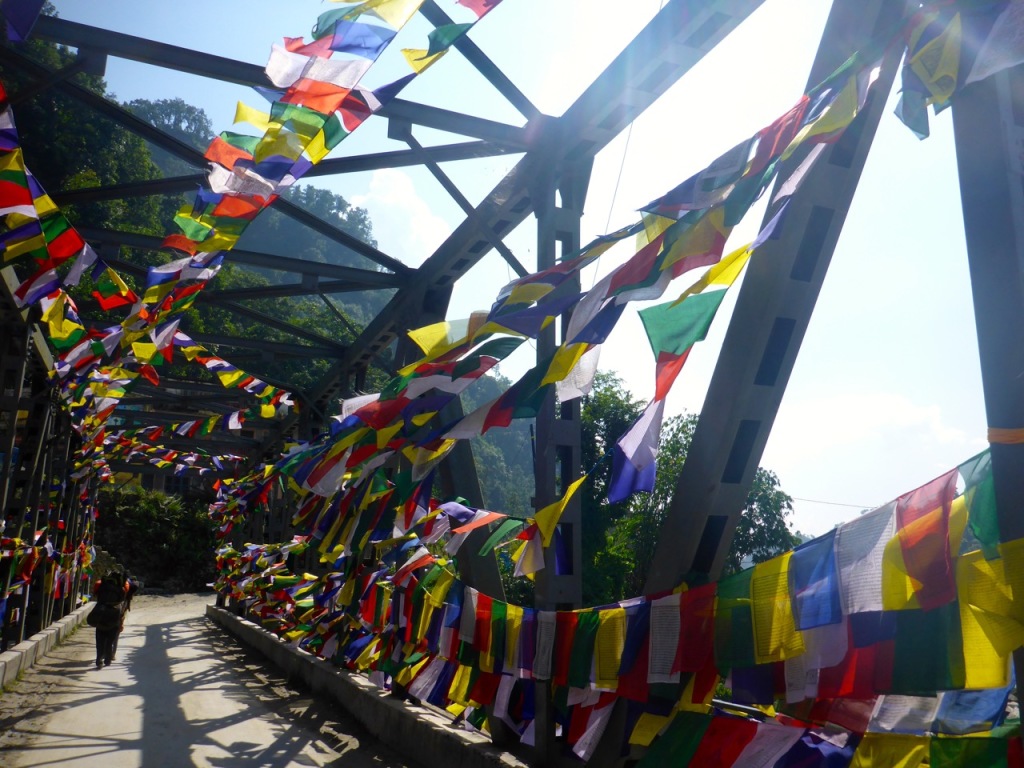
[46,0,989,537]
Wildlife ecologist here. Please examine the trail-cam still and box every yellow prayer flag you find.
[254,128,305,163]
[640,212,675,247]
[376,421,403,449]
[882,496,966,611]
[505,282,556,307]
[958,550,1014,689]
[33,194,58,218]
[260,404,277,418]
[4,233,46,260]
[234,101,272,132]
[750,552,805,663]
[542,342,589,386]
[0,147,25,173]
[402,48,446,74]
[216,368,247,388]
[130,342,158,363]
[395,656,429,687]
[448,663,474,706]
[505,604,523,670]
[193,231,241,252]
[909,12,962,103]
[629,713,670,747]
[671,245,751,306]
[849,733,929,768]
[661,208,730,273]
[142,283,175,306]
[535,474,588,547]
[333,0,424,27]
[594,607,626,690]
[785,75,859,156]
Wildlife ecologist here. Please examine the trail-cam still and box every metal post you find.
[531,147,589,767]
[951,61,1024,707]
[0,323,29,519]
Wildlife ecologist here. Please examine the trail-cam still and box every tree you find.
[725,468,799,574]
[579,373,797,605]
[95,486,217,591]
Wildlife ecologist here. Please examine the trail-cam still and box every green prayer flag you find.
[930,735,1008,768]
[218,131,261,154]
[890,603,965,695]
[714,568,755,671]
[636,711,711,767]
[568,611,601,689]
[477,519,523,557]
[960,450,1000,558]
[639,289,727,357]
[426,23,473,56]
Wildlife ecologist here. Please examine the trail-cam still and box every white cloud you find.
[763,390,987,536]
[350,169,451,268]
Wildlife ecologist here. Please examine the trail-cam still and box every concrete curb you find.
[207,605,528,768]
[0,602,93,689]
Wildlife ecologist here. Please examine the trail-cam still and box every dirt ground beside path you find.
[0,593,417,768]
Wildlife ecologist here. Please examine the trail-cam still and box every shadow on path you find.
[0,595,415,768]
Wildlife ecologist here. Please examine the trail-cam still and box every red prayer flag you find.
[896,469,958,610]
[161,233,199,254]
[204,136,253,170]
[281,79,352,114]
[748,96,810,176]
[675,581,715,673]
[688,715,758,765]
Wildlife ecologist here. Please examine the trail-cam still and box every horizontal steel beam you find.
[51,141,518,206]
[185,332,341,358]
[77,226,405,287]
[201,280,382,302]
[32,16,529,148]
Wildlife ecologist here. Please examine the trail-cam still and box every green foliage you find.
[95,487,217,591]
[0,41,171,235]
[579,372,644,604]
[461,370,533,518]
[724,468,799,574]
[579,373,797,605]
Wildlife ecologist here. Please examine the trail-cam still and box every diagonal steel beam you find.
[213,299,349,351]
[644,0,908,591]
[419,0,539,121]
[304,0,770,413]
[394,124,528,277]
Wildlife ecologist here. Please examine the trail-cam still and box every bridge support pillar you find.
[952,60,1024,709]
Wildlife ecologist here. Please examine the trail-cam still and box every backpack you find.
[87,602,121,630]
[96,577,124,606]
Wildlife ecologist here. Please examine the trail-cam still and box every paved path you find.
[0,594,416,768]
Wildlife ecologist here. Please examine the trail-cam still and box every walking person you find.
[89,568,127,668]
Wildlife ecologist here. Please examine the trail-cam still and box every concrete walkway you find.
[0,594,416,768]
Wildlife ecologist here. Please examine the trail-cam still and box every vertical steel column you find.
[0,323,29,519]
[951,62,1024,697]
[24,401,56,639]
[645,0,906,592]
[531,148,588,767]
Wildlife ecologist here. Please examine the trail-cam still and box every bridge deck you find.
[0,594,416,768]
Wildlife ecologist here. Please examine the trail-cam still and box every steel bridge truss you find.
[3,1,1023,763]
